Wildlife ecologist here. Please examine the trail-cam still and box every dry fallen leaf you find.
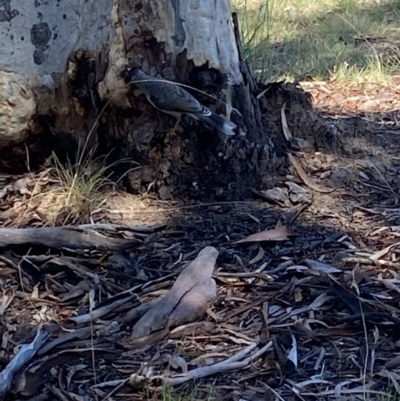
[233,225,297,244]
[288,153,335,194]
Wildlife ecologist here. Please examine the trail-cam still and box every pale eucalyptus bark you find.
[0,0,279,198]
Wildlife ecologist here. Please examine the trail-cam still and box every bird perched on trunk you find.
[127,67,236,136]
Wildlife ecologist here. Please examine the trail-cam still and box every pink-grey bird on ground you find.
[128,67,236,136]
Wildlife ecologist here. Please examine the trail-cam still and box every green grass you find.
[161,383,214,401]
[232,0,400,83]
[379,382,400,401]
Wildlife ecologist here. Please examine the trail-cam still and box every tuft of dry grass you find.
[0,149,136,227]
[47,150,135,225]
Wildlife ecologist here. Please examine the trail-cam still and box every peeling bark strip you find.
[169,0,185,47]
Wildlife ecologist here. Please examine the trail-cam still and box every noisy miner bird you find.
[127,67,236,136]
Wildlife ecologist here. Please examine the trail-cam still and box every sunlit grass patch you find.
[232,0,400,83]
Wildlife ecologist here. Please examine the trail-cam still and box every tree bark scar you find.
[30,22,52,65]
[170,0,185,47]
[0,0,19,23]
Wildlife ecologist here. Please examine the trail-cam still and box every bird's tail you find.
[201,112,237,136]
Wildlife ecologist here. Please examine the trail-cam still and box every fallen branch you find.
[0,327,49,399]
[164,341,273,386]
[0,225,142,250]
[70,291,138,325]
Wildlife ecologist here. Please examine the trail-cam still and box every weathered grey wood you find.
[0,226,139,250]
[0,1,114,146]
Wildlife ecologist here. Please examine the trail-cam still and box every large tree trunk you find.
[0,0,286,199]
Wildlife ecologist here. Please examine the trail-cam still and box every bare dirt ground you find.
[1,80,400,400]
